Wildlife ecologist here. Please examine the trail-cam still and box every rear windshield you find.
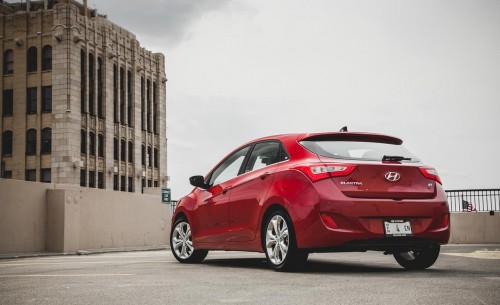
[299,140,420,162]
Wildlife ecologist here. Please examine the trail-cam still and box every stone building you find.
[0,0,167,193]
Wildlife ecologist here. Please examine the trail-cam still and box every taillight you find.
[293,163,356,182]
[419,167,442,184]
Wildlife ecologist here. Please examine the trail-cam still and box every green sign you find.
[161,187,171,203]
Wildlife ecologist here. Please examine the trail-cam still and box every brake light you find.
[293,163,356,182]
[419,167,442,184]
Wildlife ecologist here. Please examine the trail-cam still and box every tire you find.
[393,244,440,270]
[170,218,208,264]
[263,209,308,271]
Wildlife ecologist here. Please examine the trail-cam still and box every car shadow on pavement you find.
[202,257,441,274]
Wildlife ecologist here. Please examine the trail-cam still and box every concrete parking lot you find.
[1,245,499,305]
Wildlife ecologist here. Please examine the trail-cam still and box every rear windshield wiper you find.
[382,155,412,162]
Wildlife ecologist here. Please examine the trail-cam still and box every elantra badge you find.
[385,172,401,182]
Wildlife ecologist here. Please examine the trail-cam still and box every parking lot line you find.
[0,274,134,278]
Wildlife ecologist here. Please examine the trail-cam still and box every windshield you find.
[299,140,420,162]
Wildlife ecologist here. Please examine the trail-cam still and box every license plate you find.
[384,220,412,237]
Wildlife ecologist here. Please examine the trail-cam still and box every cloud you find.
[89,0,231,48]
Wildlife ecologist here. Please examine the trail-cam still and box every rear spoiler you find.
[297,132,403,145]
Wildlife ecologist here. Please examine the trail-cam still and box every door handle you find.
[259,172,271,180]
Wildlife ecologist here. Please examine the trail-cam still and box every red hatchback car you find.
[170,132,450,271]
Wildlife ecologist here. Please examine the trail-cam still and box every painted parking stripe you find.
[0,274,134,278]
[442,250,500,260]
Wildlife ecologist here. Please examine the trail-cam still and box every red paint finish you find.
[173,132,450,255]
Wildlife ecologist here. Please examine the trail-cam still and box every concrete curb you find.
[0,246,169,260]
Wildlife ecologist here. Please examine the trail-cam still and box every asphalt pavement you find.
[0,245,499,305]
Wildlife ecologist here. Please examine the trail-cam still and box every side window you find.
[209,146,250,186]
[244,142,281,173]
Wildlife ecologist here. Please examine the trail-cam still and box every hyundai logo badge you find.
[385,172,401,182]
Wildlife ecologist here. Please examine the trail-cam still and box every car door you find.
[227,141,288,242]
[192,146,251,243]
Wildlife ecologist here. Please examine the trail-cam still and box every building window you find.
[41,168,51,183]
[153,82,158,134]
[127,70,133,126]
[41,128,51,154]
[2,89,13,116]
[89,132,95,156]
[113,137,118,160]
[154,147,159,168]
[128,176,133,192]
[113,64,118,123]
[97,57,103,118]
[141,77,145,131]
[98,134,104,157]
[42,45,52,71]
[26,129,36,155]
[141,144,146,165]
[121,175,126,191]
[2,131,13,156]
[120,139,126,162]
[3,171,12,179]
[3,49,13,75]
[147,79,151,132]
[154,180,158,187]
[113,174,118,191]
[98,172,104,189]
[89,171,95,188]
[26,169,36,181]
[81,129,87,155]
[128,141,133,163]
[27,47,37,73]
[41,86,52,112]
[147,146,152,167]
[142,178,146,193]
[81,49,86,114]
[148,179,152,187]
[80,169,86,187]
[88,53,95,116]
[26,87,37,114]
[120,67,125,124]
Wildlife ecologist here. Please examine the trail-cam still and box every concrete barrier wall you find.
[1,178,499,254]
[449,212,500,244]
[1,179,171,254]
[0,179,50,253]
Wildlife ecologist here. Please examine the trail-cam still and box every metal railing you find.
[446,189,500,212]
[169,190,499,214]
[170,200,178,215]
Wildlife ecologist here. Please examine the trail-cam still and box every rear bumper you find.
[290,179,450,250]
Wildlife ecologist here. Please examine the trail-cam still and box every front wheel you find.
[170,218,208,264]
[263,210,308,271]
[393,245,440,270]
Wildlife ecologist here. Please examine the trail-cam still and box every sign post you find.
[161,187,171,204]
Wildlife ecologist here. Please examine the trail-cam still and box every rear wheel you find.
[393,245,440,270]
[170,218,208,264]
[263,210,308,271]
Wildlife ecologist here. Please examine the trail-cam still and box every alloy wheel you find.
[265,215,289,265]
[172,221,194,259]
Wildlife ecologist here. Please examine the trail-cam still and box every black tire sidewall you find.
[393,245,441,270]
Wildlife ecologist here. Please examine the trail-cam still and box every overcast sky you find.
[89,0,500,199]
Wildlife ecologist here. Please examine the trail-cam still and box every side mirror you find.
[189,175,209,189]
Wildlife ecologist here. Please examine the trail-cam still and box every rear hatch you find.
[299,133,436,200]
